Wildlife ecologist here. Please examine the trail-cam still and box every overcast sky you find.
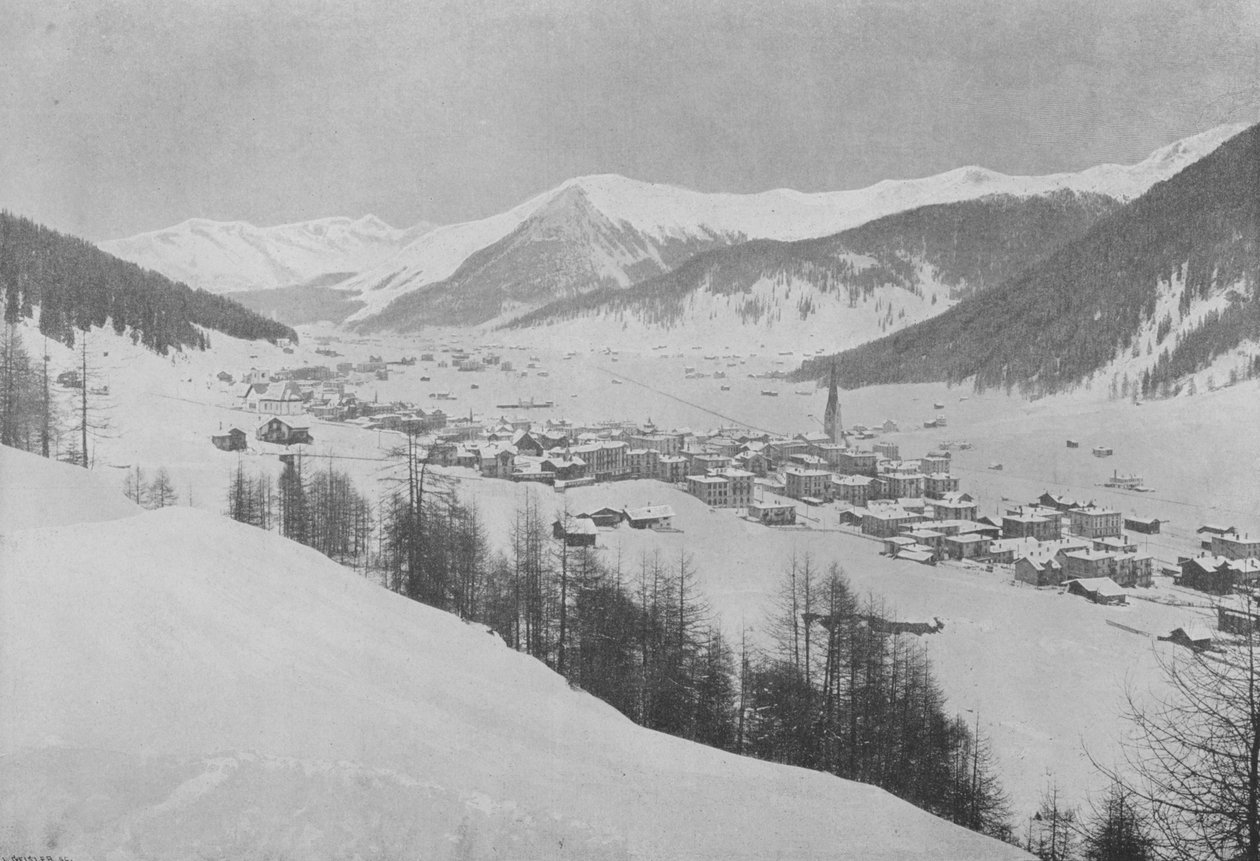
[2,0,1257,241]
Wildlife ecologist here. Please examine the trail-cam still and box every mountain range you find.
[798,121,1260,396]
[97,124,1246,336]
[98,214,435,295]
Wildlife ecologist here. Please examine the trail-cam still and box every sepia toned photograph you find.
[1,1,1258,858]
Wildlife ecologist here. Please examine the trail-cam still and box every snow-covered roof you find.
[624,505,675,520]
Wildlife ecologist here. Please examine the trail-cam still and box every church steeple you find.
[823,363,842,444]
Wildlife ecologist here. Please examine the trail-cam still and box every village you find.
[208,343,1260,652]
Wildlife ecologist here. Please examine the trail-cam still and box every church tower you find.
[823,363,842,444]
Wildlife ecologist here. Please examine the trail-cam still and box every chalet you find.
[903,528,946,557]
[1063,577,1127,605]
[426,441,460,466]
[1124,516,1162,535]
[624,505,675,530]
[577,507,623,528]
[897,548,937,565]
[256,416,313,446]
[749,502,797,526]
[1198,524,1237,537]
[216,371,235,384]
[1160,624,1215,651]
[541,455,587,482]
[1037,492,1084,512]
[883,537,917,556]
[1218,595,1260,635]
[510,430,544,457]
[1014,554,1064,587]
[479,445,516,479]
[1069,506,1123,539]
[552,517,598,547]
[210,427,248,452]
[1181,555,1260,595]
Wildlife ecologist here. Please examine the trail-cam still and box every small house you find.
[1124,516,1162,535]
[552,517,598,547]
[749,502,797,526]
[623,505,675,530]
[256,416,313,447]
[211,427,248,452]
[578,507,624,528]
[1159,625,1214,651]
[1063,577,1126,605]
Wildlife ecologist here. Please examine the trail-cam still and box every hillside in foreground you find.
[0,445,1025,860]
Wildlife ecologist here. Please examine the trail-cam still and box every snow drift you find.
[0,446,1025,859]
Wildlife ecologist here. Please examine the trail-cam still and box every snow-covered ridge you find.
[337,123,1245,323]
[98,214,437,294]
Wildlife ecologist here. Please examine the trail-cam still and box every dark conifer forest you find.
[799,123,1259,396]
[1,211,297,352]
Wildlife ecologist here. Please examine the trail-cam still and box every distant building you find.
[1063,577,1127,605]
[552,517,598,547]
[1181,555,1260,595]
[1069,506,1123,539]
[748,502,797,526]
[1211,532,1260,561]
[624,505,675,530]
[861,508,924,538]
[577,507,624,528]
[1218,595,1260,635]
[784,468,830,501]
[210,427,248,452]
[256,416,313,446]
[1002,512,1059,541]
[1124,516,1162,535]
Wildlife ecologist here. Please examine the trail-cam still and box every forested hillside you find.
[1,212,297,352]
[799,123,1258,395]
[506,190,1118,331]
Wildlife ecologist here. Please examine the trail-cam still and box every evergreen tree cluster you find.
[799,123,1259,396]
[742,554,1013,840]
[1,211,297,354]
[0,325,58,455]
[505,190,1116,331]
[223,448,1015,842]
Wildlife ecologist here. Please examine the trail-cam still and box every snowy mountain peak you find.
[100,214,437,294]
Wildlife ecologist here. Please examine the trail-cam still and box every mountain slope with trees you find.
[505,190,1119,337]
[1,212,296,353]
[797,123,1259,396]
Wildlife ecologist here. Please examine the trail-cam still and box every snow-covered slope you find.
[0,445,140,531]
[0,451,1025,860]
[343,123,1244,328]
[99,215,436,294]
